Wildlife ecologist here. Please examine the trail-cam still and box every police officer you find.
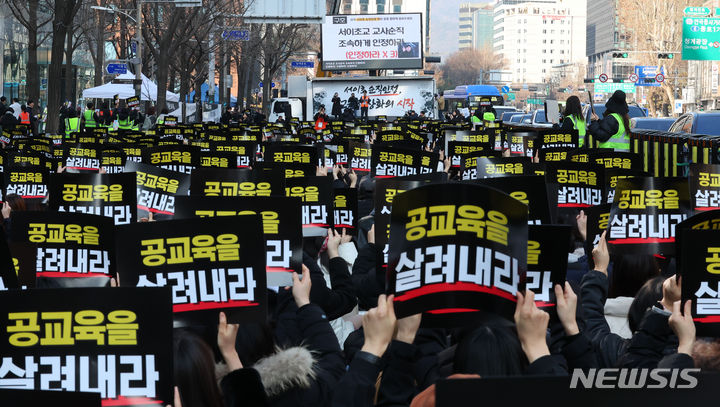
[81,102,97,132]
[116,107,133,130]
[588,90,631,151]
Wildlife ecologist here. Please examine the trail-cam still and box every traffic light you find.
[612,52,629,58]
[658,53,674,59]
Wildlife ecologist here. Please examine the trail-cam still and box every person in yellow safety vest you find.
[471,107,482,126]
[64,110,80,138]
[116,107,133,130]
[560,95,586,147]
[81,102,97,131]
[589,90,631,152]
[482,105,496,122]
[359,91,370,121]
[156,108,169,126]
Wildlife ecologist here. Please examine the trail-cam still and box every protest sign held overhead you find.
[115,216,266,324]
[388,183,528,326]
[174,196,302,287]
[0,287,173,406]
[49,172,137,225]
[10,211,116,287]
[608,177,692,255]
[124,161,190,219]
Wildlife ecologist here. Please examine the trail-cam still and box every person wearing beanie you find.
[588,90,632,151]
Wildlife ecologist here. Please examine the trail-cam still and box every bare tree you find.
[619,0,692,114]
[47,0,83,133]
[258,23,315,115]
[438,47,507,90]
[5,0,52,103]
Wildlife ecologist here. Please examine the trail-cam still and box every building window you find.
[542,59,546,63]
[543,39,546,43]
[543,29,546,34]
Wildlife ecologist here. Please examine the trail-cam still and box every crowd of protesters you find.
[0,90,716,407]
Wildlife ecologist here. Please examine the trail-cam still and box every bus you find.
[441,85,504,117]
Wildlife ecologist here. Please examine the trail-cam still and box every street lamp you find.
[91,4,142,100]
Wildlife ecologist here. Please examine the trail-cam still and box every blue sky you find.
[430,0,491,57]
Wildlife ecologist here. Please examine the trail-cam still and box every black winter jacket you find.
[223,303,345,407]
[580,270,629,367]
[588,113,623,143]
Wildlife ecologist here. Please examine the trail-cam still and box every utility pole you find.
[134,0,142,99]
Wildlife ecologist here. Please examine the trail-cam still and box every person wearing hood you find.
[588,90,631,151]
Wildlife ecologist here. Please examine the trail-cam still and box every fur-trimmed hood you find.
[218,346,317,399]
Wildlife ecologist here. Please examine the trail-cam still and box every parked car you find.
[630,117,675,131]
[668,112,720,135]
[493,106,517,119]
[531,109,553,128]
[509,113,526,123]
[502,112,522,122]
[583,104,647,123]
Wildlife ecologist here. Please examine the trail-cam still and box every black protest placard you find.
[388,183,528,325]
[9,211,116,286]
[590,151,642,171]
[679,228,720,336]
[126,96,140,108]
[0,287,173,406]
[689,163,720,212]
[608,177,692,255]
[333,188,358,236]
[675,210,720,280]
[603,168,648,204]
[265,143,318,167]
[0,389,101,406]
[124,161,190,218]
[4,166,48,205]
[448,142,494,169]
[540,147,574,163]
[142,145,199,174]
[174,196,302,287]
[585,202,612,248]
[190,168,283,197]
[0,227,18,290]
[211,142,257,168]
[371,145,421,178]
[470,176,552,225]
[198,151,235,169]
[285,176,334,237]
[506,131,537,157]
[100,146,127,174]
[348,141,372,174]
[320,142,349,167]
[545,162,605,210]
[63,143,102,172]
[49,172,137,225]
[538,129,578,149]
[374,174,445,275]
[115,216,267,324]
[8,148,49,170]
[475,157,530,179]
[459,150,501,180]
[526,225,570,312]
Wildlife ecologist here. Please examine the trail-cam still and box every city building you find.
[338,0,432,53]
[492,0,587,85]
[458,3,485,50]
[586,0,633,82]
[472,5,494,50]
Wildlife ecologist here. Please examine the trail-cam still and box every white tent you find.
[81,72,180,103]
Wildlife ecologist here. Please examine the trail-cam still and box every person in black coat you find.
[588,90,631,149]
[331,93,342,119]
[347,93,359,114]
[0,108,18,132]
[218,266,346,407]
